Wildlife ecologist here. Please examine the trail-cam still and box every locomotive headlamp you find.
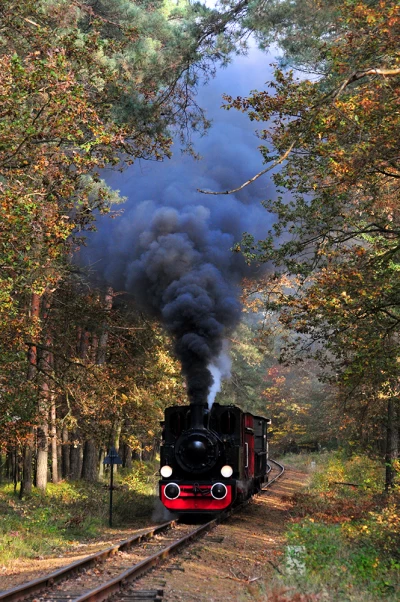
[160,465,173,478]
[211,482,227,500]
[220,465,233,478]
[164,483,180,500]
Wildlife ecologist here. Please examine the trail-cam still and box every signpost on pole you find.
[103,446,123,527]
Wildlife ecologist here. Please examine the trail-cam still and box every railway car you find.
[159,402,270,513]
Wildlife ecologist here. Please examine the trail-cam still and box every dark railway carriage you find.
[159,403,270,513]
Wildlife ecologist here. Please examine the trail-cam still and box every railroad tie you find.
[119,590,164,600]
[37,594,82,600]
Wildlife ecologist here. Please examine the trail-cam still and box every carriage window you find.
[220,410,236,435]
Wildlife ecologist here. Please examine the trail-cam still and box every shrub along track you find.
[0,461,289,602]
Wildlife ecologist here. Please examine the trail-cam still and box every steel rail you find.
[265,458,285,487]
[76,459,286,601]
[0,520,176,602]
[72,518,221,602]
[1,458,285,602]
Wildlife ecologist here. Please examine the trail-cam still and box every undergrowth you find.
[113,460,159,522]
[0,460,159,566]
[277,452,400,601]
[0,480,106,565]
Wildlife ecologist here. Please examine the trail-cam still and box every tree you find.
[0,0,251,491]
[218,321,272,408]
[219,0,399,484]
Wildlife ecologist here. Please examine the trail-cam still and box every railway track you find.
[0,460,284,602]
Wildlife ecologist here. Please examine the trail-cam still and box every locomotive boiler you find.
[159,402,270,513]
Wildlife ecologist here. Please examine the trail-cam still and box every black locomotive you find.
[159,402,270,513]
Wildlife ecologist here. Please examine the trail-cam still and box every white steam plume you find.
[207,344,232,409]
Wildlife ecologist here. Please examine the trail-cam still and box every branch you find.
[70,1,128,31]
[196,0,250,47]
[25,342,87,369]
[23,17,40,28]
[331,481,361,487]
[330,67,400,100]
[197,143,294,195]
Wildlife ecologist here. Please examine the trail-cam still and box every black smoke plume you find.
[81,46,276,405]
[121,204,242,404]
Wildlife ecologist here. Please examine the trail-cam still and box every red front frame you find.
[160,482,234,512]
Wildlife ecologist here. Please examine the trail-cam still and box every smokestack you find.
[190,403,207,430]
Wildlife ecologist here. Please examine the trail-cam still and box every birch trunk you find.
[21,292,41,497]
[98,449,105,480]
[50,397,58,483]
[36,296,54,491]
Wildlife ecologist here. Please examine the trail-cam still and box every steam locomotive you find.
[159,402,271,513]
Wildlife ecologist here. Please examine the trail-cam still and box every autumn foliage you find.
[229,0,399,485]
[0,0,228,491]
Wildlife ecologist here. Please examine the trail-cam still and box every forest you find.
[0,0,399,500]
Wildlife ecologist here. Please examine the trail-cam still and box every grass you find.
[2,452,398,601]
[273,451,400,601]
[0,480,105,564]
[0,460,160,567]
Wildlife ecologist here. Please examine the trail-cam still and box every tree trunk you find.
[57,436,62,481]
[61,426,70,479]
[36,299,54,491]
[82,439,98,483]
[90,333,99,363]
[21,440,33,498]
[36,365,50,490]
[385,397,399,492]
[70,431,82,480]
[98,449,105,480]
[13,448,19,493]
[5,451,11,480]
[112,422,122,474]
[21,292,41,497]
[92,288,114,478]
[79,328,91,360]
[123,444,133,469]
[36,403,49,490]
[50,396,58,483]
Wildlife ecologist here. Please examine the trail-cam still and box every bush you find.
[282,452,400,600]
[0,481,107,564]
[112,460,159,523]
[312,452,384,494]
[0,461,162,565]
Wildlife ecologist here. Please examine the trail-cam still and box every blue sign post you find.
[104,446,123,527]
